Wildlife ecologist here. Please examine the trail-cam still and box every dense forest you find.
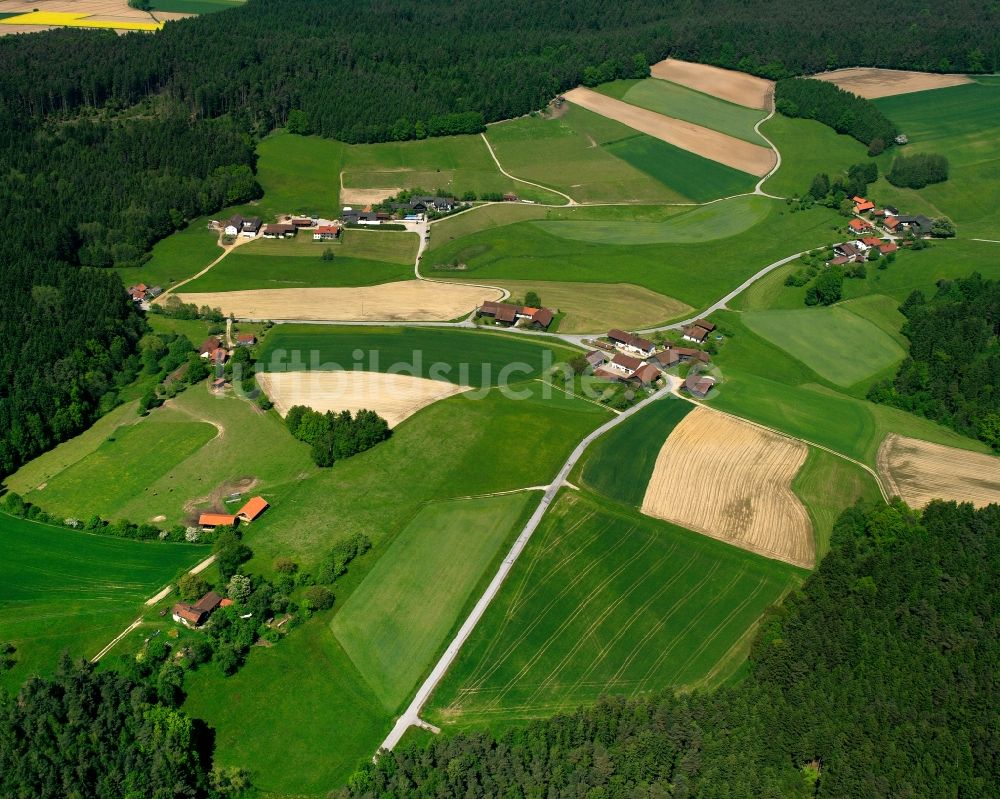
[343,499,999,798]
[869,274,1000,449]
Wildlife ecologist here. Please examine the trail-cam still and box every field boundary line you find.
[479,132,578,206]
[533,377,621,413]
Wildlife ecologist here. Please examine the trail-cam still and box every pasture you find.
[872,82,1000,235]
[596,78,767,144]
[252,132,345,218]
[493,280,692,332]
[117,217,221,290]
[708,311,991,467]
[0,513,203,692]
[7,388,315,527]
[177,280,498,322]
[332,493,535,711]
[761,114,868,199]
[183,619,389,795]
[484,106,690,204]
[425,491,803,729]
[741,301,906,388]
[642,407,813,567]
[257,325,580,387]
[341,133,562,205]
[878,435,1000,509]
[578,396,694,505]
[424,199,842,309]
[564,87,775,176]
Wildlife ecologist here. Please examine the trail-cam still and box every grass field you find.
[760,114,869,199]
[425,198,842,309]
[251,132,345,219]
[0,513,204,692]
[792,448,882,558]
[332,493,535,711]
[117,217,221,290]
[742,301,906,388]
[146,314,223,346]
[872,82,1000,236]
[183,618,388,795]
[247,228,418,263]
[7,388,315,527]
[342,133,563,205]
[484,106,690,204]
[425,491,804,729]
[494,279,692,332]
[578,397,693,505]
[257,325,580,387]
[709,310,991,466]
[596,78,767,144]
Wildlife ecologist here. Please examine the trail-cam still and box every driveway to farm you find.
[378,382,674,753]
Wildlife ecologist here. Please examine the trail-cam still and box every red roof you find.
[199,513,237,527]
[854,201,875,213]
[884,217,900,229]
[849,218,871,231]
[237,496,269,521]
[316,225,339,234]
[173,604,204,625]
[879,242,898,254]
[852,196,867,204]
[220,598,234,607]
[861,237,882,246]
[611,353,642,371]
[237,333,256,344]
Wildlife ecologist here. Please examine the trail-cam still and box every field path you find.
[153,230,252,303]
[480,133,577,206]
[377,385,672,753]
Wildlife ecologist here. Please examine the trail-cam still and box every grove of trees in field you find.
[887,152,951,188]
[342,499,999,798]
[775,78,898,148]
[869,273,1000,450]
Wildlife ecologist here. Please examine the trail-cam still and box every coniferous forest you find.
[342,500,999,799]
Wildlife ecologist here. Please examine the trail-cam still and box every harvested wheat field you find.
[176,280,502,322]
[650,58,774,110]
[257,371,469,427]
[813,68,971,99]
[641,407,813,567]
[563,87,776,176]
[877,434,1000,508]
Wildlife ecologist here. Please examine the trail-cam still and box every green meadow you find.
[742,301,906,388]
[596,78,767,144]
[252,131,346,218]
[425,491,804,729]
[0,513,204,692]
[577,396,693,505]
[872,81,1000,236]
[332,493,536,710]
[341,133,563,204]
[761,114,869,199]
[257,325,580,386]
[117,216,222,290]
[425,198,843,309]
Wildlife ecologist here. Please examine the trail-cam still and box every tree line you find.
[869,273,1000,449]
[342,499,999,798]
[775,78,898,150]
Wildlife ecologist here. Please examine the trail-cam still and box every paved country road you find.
[377,382,675,752]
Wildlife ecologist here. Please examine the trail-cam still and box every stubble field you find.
[641,407,814,567]
[649,58,774,109]
[878,434,1000,508]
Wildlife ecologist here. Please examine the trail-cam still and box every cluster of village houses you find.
[171,496,270,628]
[478,300,718,398]
[834,195,933,265]
[197,333,256,390]
[126,282,163,305]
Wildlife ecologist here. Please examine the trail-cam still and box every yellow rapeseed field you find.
[0,11,162,30]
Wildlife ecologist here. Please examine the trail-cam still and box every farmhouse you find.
[172,590,224,628]
[240,217,262,238]
[853,200,875,214]
[224,215,243,237]
[833,241,868,263]
[671,346,710,364]
[608,329,655,357]
[199,512,238,530]
[682,324,712,344]
[290,217,314,228]
[478,301,555,330]
[199,337,222,356]
[236,333,256,347]
[630,363,662,386]
[849,218,873,233]
[263,223,296,239]
[127,283,148,302]
[237,496,269,523]
[879,242,898,255]
[209,347,229,365]
[608,352,642,376]
[684,372,716,398]
[895,214,934,235]
[650,349,680,368]
[585,350,607,368]
[313,225,341,241]
[883,216,901,232]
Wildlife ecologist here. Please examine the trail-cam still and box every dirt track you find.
[641,407,813,567]
[176,280,502,322]
[650,58,774,110]
[877,434,1000,508]
[257,371,469,427]
[813,68,972,99]
[563,87,776,176]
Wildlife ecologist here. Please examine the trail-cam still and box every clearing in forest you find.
[877,434,1000,508]
[813,68,972,99]
[177,280,501,322]
[563,87,775,176]
[641,407,813,567]
[257,371,470,427]
[649,58,774,110]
